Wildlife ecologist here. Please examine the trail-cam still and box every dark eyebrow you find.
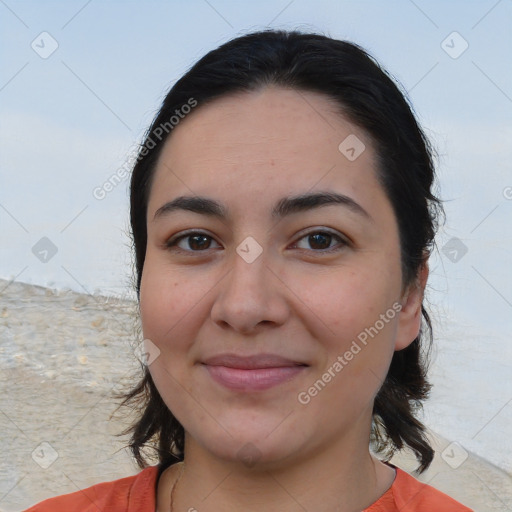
[154,196,227,220]
[153,191,372,222]
[272,191,372,221]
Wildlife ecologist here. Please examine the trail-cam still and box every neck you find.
[164,422,395,512]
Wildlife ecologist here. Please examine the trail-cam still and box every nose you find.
[210,247,289,334]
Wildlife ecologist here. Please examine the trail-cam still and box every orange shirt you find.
[23,464,473,511]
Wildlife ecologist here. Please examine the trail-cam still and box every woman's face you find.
[140,87,424,467]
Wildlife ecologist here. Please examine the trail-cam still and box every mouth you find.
[201,353,309,392]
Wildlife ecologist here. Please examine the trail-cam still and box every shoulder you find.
[389,467,473,511]
[22,466,159,512]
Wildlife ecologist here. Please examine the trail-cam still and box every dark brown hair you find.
[116,29,443,474]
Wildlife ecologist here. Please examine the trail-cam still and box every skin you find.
[140,86,428,511]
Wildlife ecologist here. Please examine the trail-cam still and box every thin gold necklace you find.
[169,461,185,512]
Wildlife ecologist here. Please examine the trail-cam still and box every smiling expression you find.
[139,86,423,467]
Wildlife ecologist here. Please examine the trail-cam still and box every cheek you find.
[140,250,212,334]
[292,262,400,339]
[296,271,400,422]
[139,259,201,348]
[288,259,401,399]
[138,261,208,417]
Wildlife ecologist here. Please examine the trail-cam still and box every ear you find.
[394,261,429,351]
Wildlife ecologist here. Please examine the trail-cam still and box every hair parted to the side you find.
[114,29,444,475]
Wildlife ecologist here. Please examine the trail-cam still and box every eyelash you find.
[164,229,349,255]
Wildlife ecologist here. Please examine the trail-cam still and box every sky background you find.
[1,0,511,473]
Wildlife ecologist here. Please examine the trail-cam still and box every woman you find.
[25,29,473,511]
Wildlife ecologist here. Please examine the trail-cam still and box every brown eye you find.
[308,232,332,250]
[294,230,348,253]
[165,232,221,252]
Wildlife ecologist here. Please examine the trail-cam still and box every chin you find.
[187,416,305,469]
[215,437,298,469]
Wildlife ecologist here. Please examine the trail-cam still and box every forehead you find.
[148,87,381,214]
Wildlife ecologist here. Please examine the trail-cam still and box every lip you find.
[201,353,308,391]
